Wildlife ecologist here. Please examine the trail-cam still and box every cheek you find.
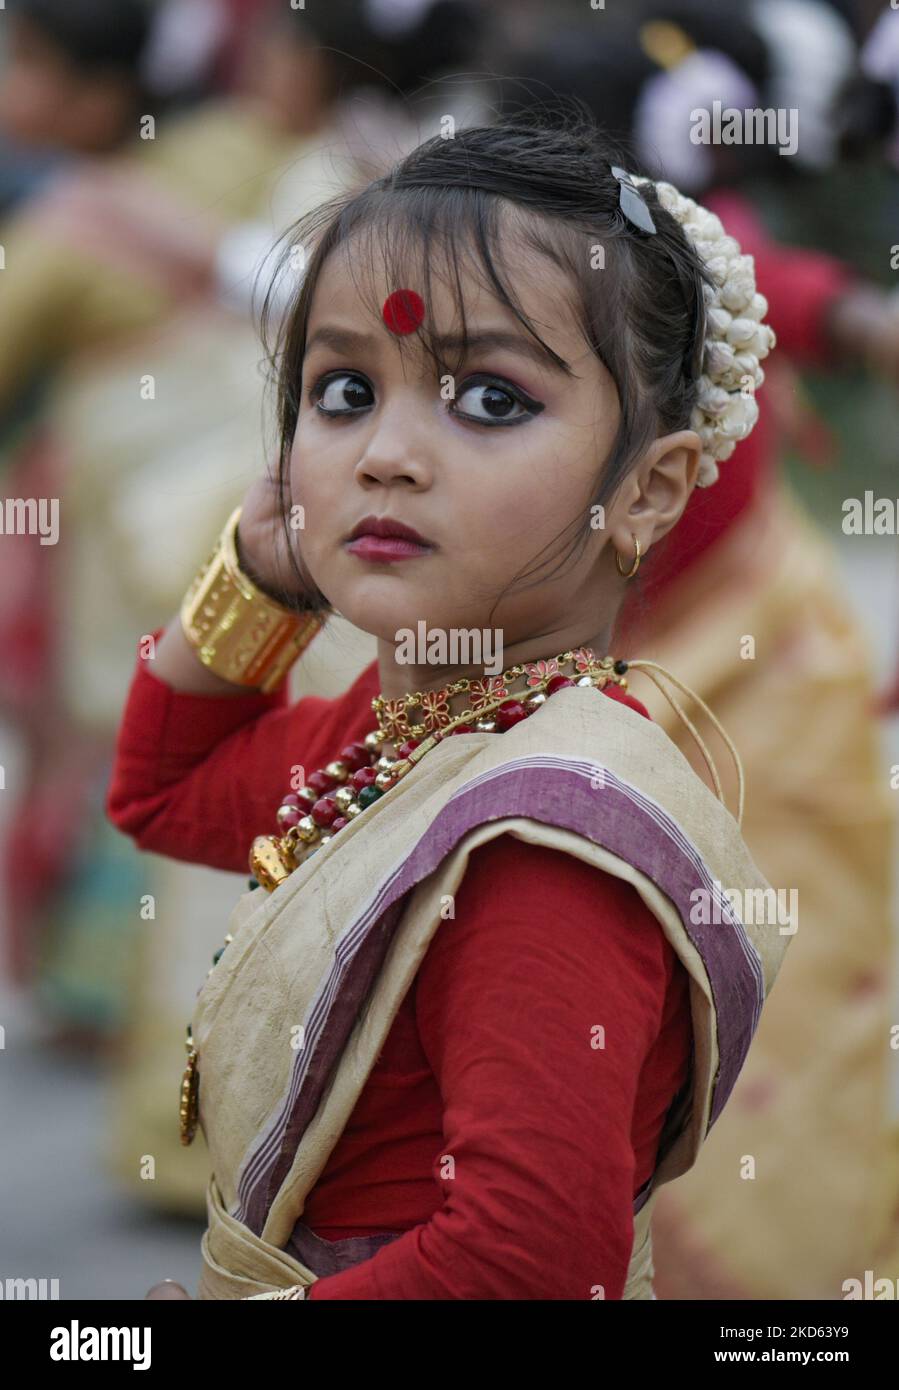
[290,429,342,510]
[448,468,539,567]
[465,434,597,558]
[285,467,338,577]
[0,71,60,134]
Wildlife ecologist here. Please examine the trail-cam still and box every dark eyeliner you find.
[309,370,374,416]
[449,372,545,426]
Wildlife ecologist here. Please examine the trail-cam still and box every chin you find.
[326,580,435,643]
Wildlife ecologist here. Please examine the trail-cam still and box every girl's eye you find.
[313,373,374,416]
[451,375,544,426]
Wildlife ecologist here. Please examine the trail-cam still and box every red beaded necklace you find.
[248,647,629,892]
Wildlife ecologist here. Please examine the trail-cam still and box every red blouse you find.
[106,639,693,1299]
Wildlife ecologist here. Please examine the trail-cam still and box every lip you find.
[344,514,434,564]
[347,515,431,544]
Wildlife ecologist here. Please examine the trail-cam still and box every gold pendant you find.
[179,1037,200,1146]
[249,834,292,892]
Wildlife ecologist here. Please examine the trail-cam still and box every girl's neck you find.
[375,623,615,699]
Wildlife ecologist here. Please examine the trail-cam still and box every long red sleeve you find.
[105,630,379,873]
[306,834,692,1301]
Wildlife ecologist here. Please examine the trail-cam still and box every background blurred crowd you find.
[1,0,898,1300]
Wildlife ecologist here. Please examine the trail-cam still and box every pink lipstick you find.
[345,515,433,564]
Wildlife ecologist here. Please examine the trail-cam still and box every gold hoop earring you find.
[615,534,642,579]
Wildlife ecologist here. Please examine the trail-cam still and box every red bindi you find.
[381,288,425,335]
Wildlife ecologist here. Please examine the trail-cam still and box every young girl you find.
[107,114,788,1301]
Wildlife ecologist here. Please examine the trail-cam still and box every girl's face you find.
[0,18,133,153]
[291,222,692,667]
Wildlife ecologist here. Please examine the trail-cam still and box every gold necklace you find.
[248,647,628,892]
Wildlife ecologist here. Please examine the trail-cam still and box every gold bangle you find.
[180,507,322,693]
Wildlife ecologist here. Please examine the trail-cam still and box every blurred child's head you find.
[0,0,151,152]
[245,0,484,137]
[266,113,711,659]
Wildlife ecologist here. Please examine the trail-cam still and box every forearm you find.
[306,1148,635,1299]
[106,627,375,872]
[306,1204,598,1301]
[105,631,290,870]
[152,617,268,697]
[149,502,320,694]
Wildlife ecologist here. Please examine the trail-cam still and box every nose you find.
[353,398,433,491]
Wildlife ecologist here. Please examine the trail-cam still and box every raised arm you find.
[105,629,378,874]
[105,483,373,874]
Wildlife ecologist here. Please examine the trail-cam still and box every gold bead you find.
[475,719,496,732]
[577,675,593,687]
[376,755,394,773]
[364,732,381,752]
[296,815,319,843]
[334,786,355,811]
[324,760,348,782]
[345,802,363,818]
[375,770,396,791]
[298,787,317,805]
[526,691,546,706]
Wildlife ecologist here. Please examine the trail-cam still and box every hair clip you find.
[610,166,657,235]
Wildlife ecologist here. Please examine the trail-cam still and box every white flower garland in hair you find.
[632,176,777,488]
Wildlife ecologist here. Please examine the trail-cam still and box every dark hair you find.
[273,0,486,101]
[494,2,772,184]
[11,0,152,74]
[262,107,713,619]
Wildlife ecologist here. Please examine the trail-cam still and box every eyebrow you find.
[304,325,571,375]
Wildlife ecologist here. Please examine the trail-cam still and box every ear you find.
[613,430,702,555]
